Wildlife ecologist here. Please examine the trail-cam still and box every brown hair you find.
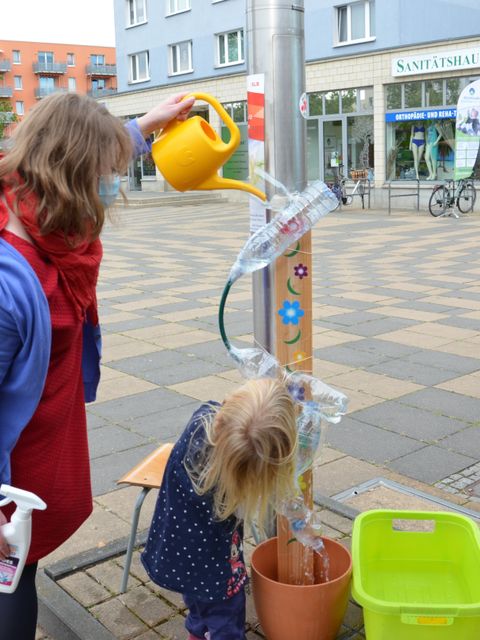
[187,378,298,532]
[0,92,132,240]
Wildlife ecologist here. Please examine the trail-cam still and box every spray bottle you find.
[0,484,46,593]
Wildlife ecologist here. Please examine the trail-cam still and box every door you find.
[322,118,344,182]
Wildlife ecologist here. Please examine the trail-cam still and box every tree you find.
[0,100,18,140]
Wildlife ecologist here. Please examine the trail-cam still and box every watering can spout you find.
[199,175,266,201]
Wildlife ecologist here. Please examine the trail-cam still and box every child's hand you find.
[0,511,11,560]
[136,93,196,137]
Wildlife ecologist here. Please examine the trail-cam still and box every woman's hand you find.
[136,93,196,137]
[0,510,11,560]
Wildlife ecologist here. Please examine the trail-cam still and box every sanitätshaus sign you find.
[392,47,480,77]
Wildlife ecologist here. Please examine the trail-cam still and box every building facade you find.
[105,0,480,204]
[0,40,117,139]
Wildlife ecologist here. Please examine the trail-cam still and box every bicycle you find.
[328,165,369,207]
[428,176,476,217]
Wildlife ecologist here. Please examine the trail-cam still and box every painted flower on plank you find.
[278,300,305,325]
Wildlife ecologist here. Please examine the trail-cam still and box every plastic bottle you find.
[0,485,47,593]
[229,180,339,283]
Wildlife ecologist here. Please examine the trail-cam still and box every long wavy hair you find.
[186,378,298,532]
[0,92,132,241]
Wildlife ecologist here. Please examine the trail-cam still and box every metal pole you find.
[247,1,314,585]
[247,0,307,357]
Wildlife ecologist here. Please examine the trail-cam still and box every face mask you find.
[98,175,121,208]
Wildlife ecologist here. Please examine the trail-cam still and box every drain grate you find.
[332,477,480,520]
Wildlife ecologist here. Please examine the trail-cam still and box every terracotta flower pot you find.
[251,536,352,640]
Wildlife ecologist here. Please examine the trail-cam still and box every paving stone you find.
[439,427,480,459]
[367,358,462,386]
[352,401,467,441]
[89,388,196,421]
[87,559,137,596]
[119,401,200,441]
[387,446,476,483]
[154,614,188,639]
[405,349,480,375]
[313,345,388,368]
[335,317,418,337]
[326,416,424,464]
[90,596,149,639]
[88,424,148,459]
[90,443,160,496]
[58,571,111,607]
[348,338,419,359]
[142,359,231,386]
[108,349,195,374]
[120,585,175,627]
[398,388,480,423]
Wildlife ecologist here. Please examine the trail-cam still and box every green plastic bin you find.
[352,510,480,640]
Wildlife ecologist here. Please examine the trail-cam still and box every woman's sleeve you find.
[126,118,152,158]
[0,305,21,387]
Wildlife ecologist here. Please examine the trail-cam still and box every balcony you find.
[86,63,117,77]
[33,62,67,75]
[0,59,11,73]
[88,87,118,98]
[35,87,67,99]
[0,86,13,98]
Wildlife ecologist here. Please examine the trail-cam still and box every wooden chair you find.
[117,442,174,592]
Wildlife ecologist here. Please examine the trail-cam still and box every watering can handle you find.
[184,92,240,153]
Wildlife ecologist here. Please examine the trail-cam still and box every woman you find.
[0,91,194,637]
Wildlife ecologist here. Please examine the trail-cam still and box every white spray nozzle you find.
[0,484,47,514]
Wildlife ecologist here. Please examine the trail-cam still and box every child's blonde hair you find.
[0,92,132,241]
[187,378,297,532]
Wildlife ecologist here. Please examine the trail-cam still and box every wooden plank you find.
[274,230,314,585]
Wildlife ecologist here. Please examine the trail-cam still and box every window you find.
[68,77,76,91]
[169,41,193,75]
[15,101,24,116]
[38,51,54,64]
[39,76,55,92]
[14,76,22,90]
[127,0,147,26]
[12,50,21,64]
[90,54,105,66]
[67,53,75,66]
[216,29,244,66]
[167,0,190,15]
[308,86,373,116]
[336,1,375,45]
[92,78,106,92]
[128,51,149,83]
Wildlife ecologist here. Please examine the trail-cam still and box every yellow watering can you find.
[151,92,266,201]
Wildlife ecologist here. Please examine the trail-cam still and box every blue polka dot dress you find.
[141,402,248,602]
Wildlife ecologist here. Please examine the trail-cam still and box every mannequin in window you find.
[425,122,442,180]
[409,123,425,180]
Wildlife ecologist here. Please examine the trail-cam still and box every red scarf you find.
[0,178,102,324]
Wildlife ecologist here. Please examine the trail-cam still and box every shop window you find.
[341,89,357,113]
[308,92,323,116]
[404,81,422,108]
[216,29,244,66]
[169,41,193,75]
[359,87,373,111]
[336,0,375,45]
[386,119,456,181]
[347,115,374,172]
[386,84,402,110]
[324,91,340,115]
[446,78,461,105]
[142,138,157,178]
[221,102,248,180]
[425,80,443,107]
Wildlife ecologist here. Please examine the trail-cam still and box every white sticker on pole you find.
[247,74,266,232]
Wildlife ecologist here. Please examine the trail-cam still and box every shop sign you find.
[454,79,480,181]
[385,109,456,122]
[392,47,480,77]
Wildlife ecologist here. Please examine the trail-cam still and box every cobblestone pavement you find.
[37,199,480,639]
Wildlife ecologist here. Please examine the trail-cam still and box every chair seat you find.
[117,442,174,489]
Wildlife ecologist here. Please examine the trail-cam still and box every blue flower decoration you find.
[288,383,306,403]
[278,300,305,326]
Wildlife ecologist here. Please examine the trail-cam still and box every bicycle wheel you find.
[429,185,449,217]
[457,183,476,213]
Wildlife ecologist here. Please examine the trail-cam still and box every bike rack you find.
[347,178,371,209]
[387,180,420,214]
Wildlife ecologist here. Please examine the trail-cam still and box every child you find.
[141,378,298,640]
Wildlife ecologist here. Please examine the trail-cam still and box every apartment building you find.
[0,40,117,137]
[104,1,480,203]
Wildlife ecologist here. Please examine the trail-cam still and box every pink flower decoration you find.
[294,263,308,279]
